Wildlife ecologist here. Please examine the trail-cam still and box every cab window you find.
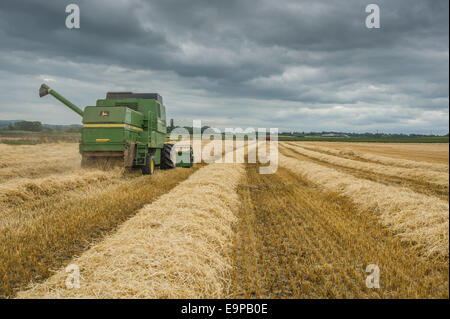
[157,104,161,118]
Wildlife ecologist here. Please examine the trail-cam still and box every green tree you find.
[13,121,43,132]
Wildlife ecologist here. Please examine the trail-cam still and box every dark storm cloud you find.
[0,0,448,133]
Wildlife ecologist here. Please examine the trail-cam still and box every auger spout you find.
[39,83,84,117]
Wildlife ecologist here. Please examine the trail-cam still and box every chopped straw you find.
[17,162,244,298]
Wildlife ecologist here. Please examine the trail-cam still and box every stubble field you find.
[0,141,448,298]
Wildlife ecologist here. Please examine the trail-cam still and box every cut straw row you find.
[279,152,449,256]
[284,143,449,187]
[17,162,244,298]
[0,169,119,208]
[295,143,449,173]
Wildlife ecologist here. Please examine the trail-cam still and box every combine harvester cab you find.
[39,84,193,174]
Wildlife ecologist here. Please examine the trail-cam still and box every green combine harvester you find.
[39,84,193,174]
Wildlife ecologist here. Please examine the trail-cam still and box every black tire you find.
[160,143,176,169]
[142,155,155,175]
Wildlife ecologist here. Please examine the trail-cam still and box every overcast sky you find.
[0,0,448,134]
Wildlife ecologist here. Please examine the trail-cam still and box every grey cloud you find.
[0,0,448,134]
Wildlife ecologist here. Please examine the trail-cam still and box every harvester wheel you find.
[161,143,176,169]
[142,155,155,175]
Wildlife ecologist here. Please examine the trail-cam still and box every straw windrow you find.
[17,163,244,298]
[284,143,449,187]
[279,152,449,256]
[295,143,449,173]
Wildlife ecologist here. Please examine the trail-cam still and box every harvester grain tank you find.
[39,84,193,174]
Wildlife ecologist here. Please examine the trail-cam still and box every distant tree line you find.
[8,121,43,132]
[166,120,211,135]
[6,121,81,133]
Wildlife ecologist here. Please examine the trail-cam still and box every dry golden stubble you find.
[283,143,448,187]
[231,164,448,298]
[278,150,449,257]
[17,163,244,299]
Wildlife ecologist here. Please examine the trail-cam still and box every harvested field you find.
[231,164,448,298]
[0,141,222,298]
[17,163,244,298]
[0,167,199,298]
[0,169,117,207]
[284,143,448,187]
[2,140,449,299]
[282,143,449,200]
[0,143,81,182]
[303,142,449,164]
[296,143,448,173]
[0,132,81,145]
[279,148,449,257]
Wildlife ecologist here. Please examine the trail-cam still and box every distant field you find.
[0,130,80,144]
[278,135,449,143]
[301,142,449,164]
[2,130,448,145]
